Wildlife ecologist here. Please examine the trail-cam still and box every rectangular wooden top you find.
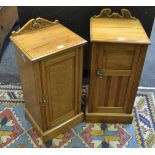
[90,18,150,44]
[11,20,87,61]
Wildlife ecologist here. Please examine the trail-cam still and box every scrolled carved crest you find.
[94,8,136,19]
[12,17,59,36]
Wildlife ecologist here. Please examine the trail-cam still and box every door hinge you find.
[40,96,47,107]
[96,68,103,78]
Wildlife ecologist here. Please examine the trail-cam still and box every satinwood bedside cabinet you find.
[86,8,150,123]
[10,18,87,142]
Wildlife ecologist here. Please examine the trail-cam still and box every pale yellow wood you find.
[87,8,150,123]
[96,107,125,113]
[10,18,86,61]
[25,107,84,143]
[25,108,43,138]
[16,47,43,128]
[85,107,133,123]
[98,69,131,77]
[42,113,83,142]
[11,18,87,140]
[94,8,136,19]
[90,18,150,44]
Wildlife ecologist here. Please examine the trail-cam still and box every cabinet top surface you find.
[90,18,150,44]
[10,18,87,61]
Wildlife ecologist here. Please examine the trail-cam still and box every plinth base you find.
[25,108,84,142]
[85,107,133,124]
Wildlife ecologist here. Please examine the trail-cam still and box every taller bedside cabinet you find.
[10,18,87,142]
[86,8,150,123]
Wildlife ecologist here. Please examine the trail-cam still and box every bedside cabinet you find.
[10,18,87,142]
[86,8,150,123]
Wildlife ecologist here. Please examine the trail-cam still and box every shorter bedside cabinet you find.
[86,8,150,123]
[10,18,87,142]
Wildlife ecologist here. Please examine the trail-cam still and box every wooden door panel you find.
[108,77,120,107]
[105,46,134,70]
[96,43,135,70]
[92,43,139,113]
[46,58,74,120]
[117,76,130,107]
[95,76,129,110]
[41,50,77,128]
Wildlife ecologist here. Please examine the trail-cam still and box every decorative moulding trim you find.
[12,17,59,36]
[93,8,136,20]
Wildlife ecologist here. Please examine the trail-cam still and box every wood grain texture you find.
[12,17,59,35]
[33,62,48,131]
[10,18,87,62]
[42,113,83,142]
[94,8,136,19]
[25,108,43,139]
[77,47,84,113]
[41,49,77,129]
[87,43,98,112]
[16,47,43,128]
[126,45,148,113]
[88,43,137,114]
[25,107,84,142]
[90,17,150,44]
[17,46,85,133]
[86,107,133,123]
[11,18,86,137]
[87,10,150,123]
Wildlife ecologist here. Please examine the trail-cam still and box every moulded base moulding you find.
[85,107,133,124]
[25,108,84,142]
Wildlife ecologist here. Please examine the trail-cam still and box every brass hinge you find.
[40,96,47,107]
[96,68,103,78]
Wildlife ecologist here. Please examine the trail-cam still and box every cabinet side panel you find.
[15,47,42,128]
[77,47,84,113]
[126,45,148,113]
[87,43,98,112]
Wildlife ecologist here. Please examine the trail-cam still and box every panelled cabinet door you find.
[91,43,141,114]
[10,17,87,141]
[41,49,79,129]
[87,8,150,123]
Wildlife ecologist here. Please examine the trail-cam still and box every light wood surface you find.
[25,108,43,138]
[42,112,83,142]
[10,17,86,61]
[16,47,43,128]
[41,48,83,129]
[11,18,87,141]
[126,45,148,113]
[25,107,83,142]
[90,9,150,44]
[88,43,142,113]
[87,8,150,123]
[93,8,136,19]
[85,107,133,123]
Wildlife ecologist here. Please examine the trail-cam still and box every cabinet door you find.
[41,48,83,129]
[89,43,141,114]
